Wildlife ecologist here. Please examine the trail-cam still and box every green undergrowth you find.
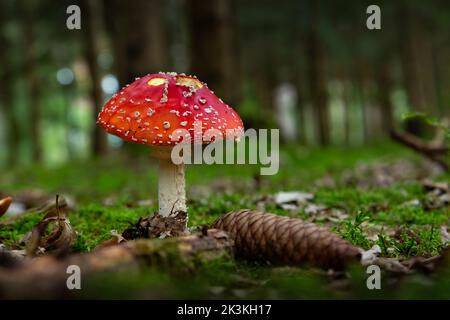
[0,143,449,298]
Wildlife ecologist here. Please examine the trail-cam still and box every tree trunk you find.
[187,0,241,107]
[399,4,437,136]
[252,41,277,129]
[102,0,126,86]
[306,0,330,146]
[123,0,167,83]
[433,42,450,117]
[0,10,19,166]
[104,0,167,87]
[19,0,41,162]
[356,59,382,143]
[294,79,307,144]
[341,76,352,146]
[375,61,394,135]
[81,0,107,156]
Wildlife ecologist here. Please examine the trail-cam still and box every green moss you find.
[0,144,449,298]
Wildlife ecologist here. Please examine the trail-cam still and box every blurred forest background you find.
[0,0,449,167]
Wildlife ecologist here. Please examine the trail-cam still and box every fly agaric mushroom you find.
[97,72,244,217]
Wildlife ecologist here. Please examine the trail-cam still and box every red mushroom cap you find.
[97,72,244,146]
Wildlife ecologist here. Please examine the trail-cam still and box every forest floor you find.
[0,143,449,299]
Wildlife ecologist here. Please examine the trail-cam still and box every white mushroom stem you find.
[158,157,186,217]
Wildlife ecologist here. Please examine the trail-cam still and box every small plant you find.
[393,112,449,171]
[338,211,372,248]
[402,112,450,139]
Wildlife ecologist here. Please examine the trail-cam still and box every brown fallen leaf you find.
[441,226,450,245]
[0,196,13,218]
[3,189,49,209]
[0,244,27,268]
[367,202,390,213]
[394,227,421,244]
[94,230,126,250]
[422,179,450,209]
[422,180,449,193]
[255,191,316,212]
[23,195,77,256]
[307,207,349,224]
[122,211,188,240]
[423,192,450,210]
[341,160,438,189]
[361,245,450,274]
[0,194,73,226]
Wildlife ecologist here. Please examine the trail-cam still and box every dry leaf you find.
[0,196,13,218]
[304,204,327,215]
[341,160,438,189]
[441,226,450,245]
[422,180,449,193]
[122,211,188,240]
[0,244,27,268]
[25,216,76,256]
[360,245,382,265]
[94,230,126,250]
[23,195,77,256]
[274,191,314,205]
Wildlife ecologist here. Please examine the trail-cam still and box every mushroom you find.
[97,72,244,218]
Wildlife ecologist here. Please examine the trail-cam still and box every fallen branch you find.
[390,130,449,171]
[0,229,232,298]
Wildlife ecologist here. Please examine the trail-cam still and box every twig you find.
[390,130,449,171]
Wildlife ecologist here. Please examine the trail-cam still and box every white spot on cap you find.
[180,121,188,126]
[163,121,170,129]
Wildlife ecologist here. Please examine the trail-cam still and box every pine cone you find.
[212,210,361,269]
